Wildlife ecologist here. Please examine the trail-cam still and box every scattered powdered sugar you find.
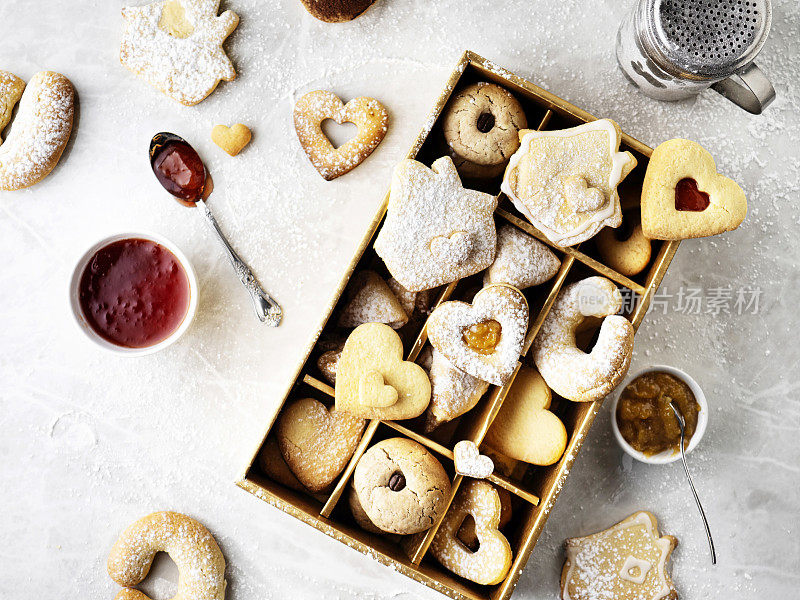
[484,223,562,289]
[428,284,528,386]
[533,277,634,402]
[373,155,498,292]
[0,71,73,190]
[120,0,238,106]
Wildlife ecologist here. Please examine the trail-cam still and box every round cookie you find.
[347,485,384,534]
[353,438,451,535]
[596,214,652,277]
[442,82,527,167]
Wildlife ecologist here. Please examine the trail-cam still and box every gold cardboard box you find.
[237,51,679,600]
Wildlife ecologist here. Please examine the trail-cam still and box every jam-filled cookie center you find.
[476,112,495,133]
[387,471,406,491]
[674,178,710,212]
[462,319,502,354]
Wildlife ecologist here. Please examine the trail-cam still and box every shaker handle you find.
[711,63,776,115]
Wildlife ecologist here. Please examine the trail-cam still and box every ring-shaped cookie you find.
[0,71,74,191]
[596,215,652,277]
[107,511,226,600]
[353,438,451,535]
[533,277,634,402]
[442,82,527,166]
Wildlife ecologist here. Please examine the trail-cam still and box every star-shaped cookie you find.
[374,156,498,292]
[120,0,239,106]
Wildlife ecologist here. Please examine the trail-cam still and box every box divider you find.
[408,474,465,565]
[495,208,647,295]
[536,109,553,131]
[522,255,575,356]
[302,374,335,398]
[407,280,460,361]
[631,240,680,330]
[319,419,380,518]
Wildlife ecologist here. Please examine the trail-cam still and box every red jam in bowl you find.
[78,238,191,348]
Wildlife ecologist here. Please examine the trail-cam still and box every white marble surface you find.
[1,0,799,598]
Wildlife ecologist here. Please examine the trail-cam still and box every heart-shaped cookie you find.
[454,440,494,479]
[359,370,398,407]
[430,231,473,263]
[484,367,567,465]
[430,480,513,585]
[427,284,529,386]
[211,123,251,156]
[641,138,747,240]
[293,90,388,181]
[336,323,431,420]
[276,397,366,493]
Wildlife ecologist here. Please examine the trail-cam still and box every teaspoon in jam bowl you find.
[149,132,282,326]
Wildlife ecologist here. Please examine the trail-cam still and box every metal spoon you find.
[669,400,716,564]
[149,133,282,326]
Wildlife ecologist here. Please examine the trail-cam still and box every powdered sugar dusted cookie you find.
[374,156,498,292]
[431,480,512,585]
[0,72,25,143]
[533,277,633,402]
[453,440,494,479]
[484,224,561,289]
[502,119,637,247]
[108,511,226,600]
[424,349,489,432]
[337,270,408,329]
[120,0,239,106]
[0,71,74,191]
[561,511,678,600]
[427,284,528,386]
[294,90,388,180]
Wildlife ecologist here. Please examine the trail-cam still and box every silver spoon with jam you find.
[149,133,282,326]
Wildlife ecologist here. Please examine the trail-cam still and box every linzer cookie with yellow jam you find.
[374,156,498,292]
[501,119,637,247]
[427,284,528,386]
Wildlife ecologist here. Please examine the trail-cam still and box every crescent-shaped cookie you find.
[0,71,74,191]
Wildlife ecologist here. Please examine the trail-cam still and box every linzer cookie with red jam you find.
[641,139,747,240]
[120,0,239,106]
[294,90,388,180]
[374,156,498,292]
[501,119,637,247]
[427,284,528,386]
[561,511,678,600]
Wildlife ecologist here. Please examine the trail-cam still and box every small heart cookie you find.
[293,90,388,181]
[454,440,494,479]
[641,139,747,240]
[484,367,567,465]
[427,284,529,386]
[430,480,513,585]
[430,231,473,263]
[211,123,251,156]
[336,323,431,420]
[276,397,366,492]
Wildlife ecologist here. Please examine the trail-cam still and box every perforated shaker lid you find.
[649,0,772,78]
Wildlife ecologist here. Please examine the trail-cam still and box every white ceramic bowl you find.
[610,364,708,464]
[69,232,198,356]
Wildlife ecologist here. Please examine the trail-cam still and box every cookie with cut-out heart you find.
[374,156,498,292]
[336,323,431,420]
[561,511,678,600]
[427,284,528,386]
[454,440,494,479]
[120,0,239,106]
[298,0,377,22]
[276,397,365,493]
[211,123,251,156]
[641,138,747,240]
[484,366,567,465]
[294,90,388,180]
[431,480,513,585]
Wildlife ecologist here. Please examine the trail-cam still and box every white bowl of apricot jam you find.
[69,232,198,356]
[611,365,708,464]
